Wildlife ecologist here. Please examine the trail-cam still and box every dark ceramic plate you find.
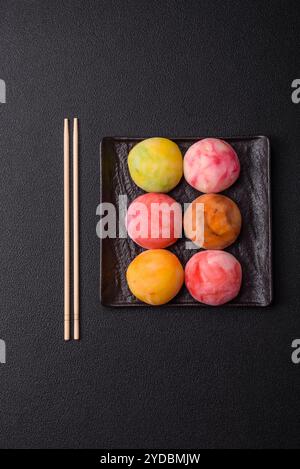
[100,136,272,307]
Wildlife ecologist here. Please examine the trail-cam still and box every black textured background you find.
[0,0,299,449]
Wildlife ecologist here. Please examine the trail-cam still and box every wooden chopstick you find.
[73,118,80,340]
[64,118,70,341]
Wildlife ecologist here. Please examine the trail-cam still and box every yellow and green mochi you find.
[128,137,183,192]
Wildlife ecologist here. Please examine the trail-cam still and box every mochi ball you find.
[184,193,242,249]
[126,249,184,305]
[128,137,183,193]
[126,193,182,249]
[185,250,242,305]
[184,138,240,193]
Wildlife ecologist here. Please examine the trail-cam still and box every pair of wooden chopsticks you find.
[64,118,79,341]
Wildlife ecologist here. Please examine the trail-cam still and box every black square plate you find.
[100,136,272,307]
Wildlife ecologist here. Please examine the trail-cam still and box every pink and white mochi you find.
[185,250,242,305]
[183,138,240,193]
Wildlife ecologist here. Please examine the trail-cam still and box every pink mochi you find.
[185,250,242,305]
[126,193,182,249]
[184,138,240,193]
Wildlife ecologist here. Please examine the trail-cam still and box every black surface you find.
[100,136,272,307]
[0,0,300,449]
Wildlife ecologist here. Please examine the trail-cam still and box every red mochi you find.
[126,193,182,249]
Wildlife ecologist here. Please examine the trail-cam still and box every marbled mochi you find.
[185,250,242,305]
[184,193,242,249]
[128,137,183,193]
[184,138,240,193]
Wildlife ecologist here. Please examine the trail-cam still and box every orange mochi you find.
[126,250,184,305]
[184,193,242,249]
